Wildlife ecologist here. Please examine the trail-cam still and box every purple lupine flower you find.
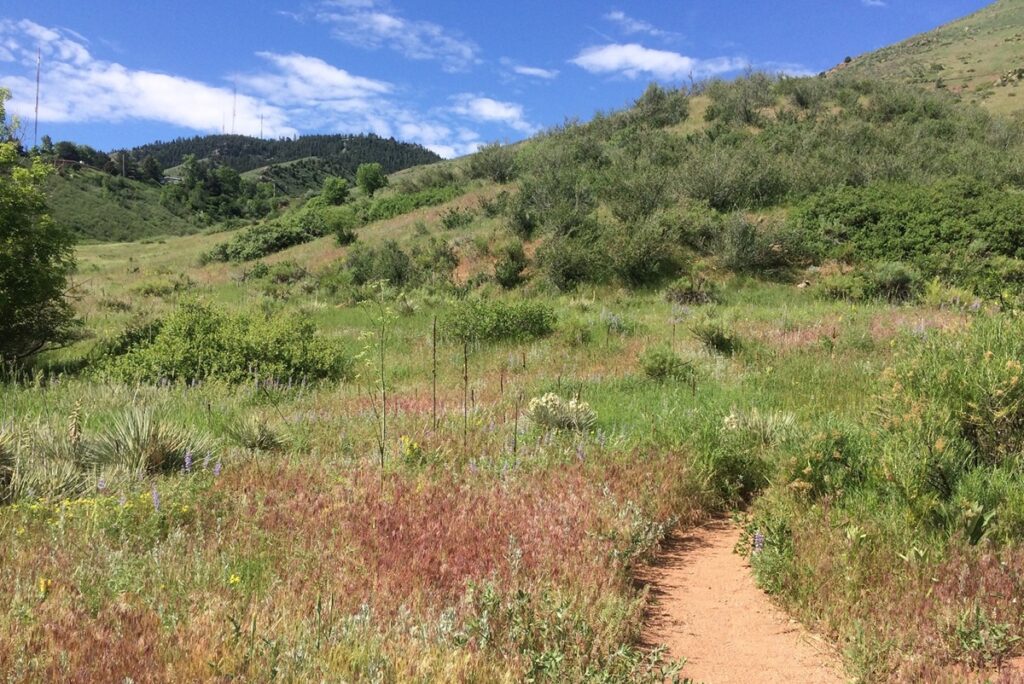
[151,484,161,512]
[119,492,127,507]
[753,531,765,554]
[576,442,586,462]
[203,451,212,470]
[183,450,193,474]
[213,461,222,477]
[96,478,107,493]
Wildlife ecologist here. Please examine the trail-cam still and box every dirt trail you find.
[641,519,845,684]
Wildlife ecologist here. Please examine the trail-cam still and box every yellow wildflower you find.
[38,577,52,598]
[228,574,241,586]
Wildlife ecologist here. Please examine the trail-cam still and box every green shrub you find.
[321,176,350,205]
[536,234,611,291]
[441,206,475,230]
[885,315,1024,467]
[411,237,459,287]
[664,274,718,305]
[526,393,596,431]
[692,320,742,355]
[107,300,352,384]
[640,347,698,383]
[867,262,922,302]
[605,220,685,287]
[720,215,820,275]
[494,241,528,289]
[443,299,556,343]
[346,240,416,287]
[360,185,462,223]
[466,142,517,183]
[815,272,869,302]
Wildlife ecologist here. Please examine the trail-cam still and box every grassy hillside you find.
[43,167,197,242]
[11,24,1024,679]
[836,0,1024,116]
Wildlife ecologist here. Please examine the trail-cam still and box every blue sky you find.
[0,0,991,157]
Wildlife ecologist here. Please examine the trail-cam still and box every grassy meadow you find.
[7,70,1024,682]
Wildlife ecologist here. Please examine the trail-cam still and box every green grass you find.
[838,0,1024,117]
[44,168,198,242]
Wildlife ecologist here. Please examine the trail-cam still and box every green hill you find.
[834,0,1024,116]
[44,167,197,243]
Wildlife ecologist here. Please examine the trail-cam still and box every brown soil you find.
[640,520,846,684]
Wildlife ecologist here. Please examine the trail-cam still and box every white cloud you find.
[513,65,559,79]
[603,11,678,39]
[312,1,480,72]
[451,94,536,134]
[571,43,747,80]
[862,0,887,6]
[0,19,296,138]
[0,19,509,159]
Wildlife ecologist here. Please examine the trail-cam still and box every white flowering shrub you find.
[526,393,597,432]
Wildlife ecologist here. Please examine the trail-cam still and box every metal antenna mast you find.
[33,48,41,148]
[231,86,237,135]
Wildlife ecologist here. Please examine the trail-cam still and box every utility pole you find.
[260,113,263,140]
[231,86,237,135]
[33,48,41,149]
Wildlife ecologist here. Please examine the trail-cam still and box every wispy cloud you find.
[603,11,679,40]
[0,19,297,138]
[571,43,747,80]
[0,19,497,157]
[862,0,887,6]
[451,94,537,134]
[513,65,559,79]
[311,0,480,72]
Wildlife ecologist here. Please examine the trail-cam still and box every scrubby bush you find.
[526,393,596,431]
[605,220,686,287]
[346,241,416,287]
[494,240,528,289]
[444,299,556,343]
[411,237,460,287]
[868,261,922,302]
[640,347,698,383]
[720,215,820,275]
[536,233,611,291]
[692,319,742,355]
[466,142,517,183]
[106,300,352,384]
[441,206,475,230]
[321,176,350,205]
[665,274,718,305]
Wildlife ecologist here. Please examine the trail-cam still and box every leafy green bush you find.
[526,393,596,431]
[692,320,742,355]
[360,185,462,223]
[321,176,350,205]
[536,233,611,291]
[720,215,820,275]
[793,180,1024,291]
[494,240,528,289]
[885,315,1024,467]
[443,299,556,343]
[868,261,922,302]
[664,274,718,305]
[440,206,475,230]
[466,142,517,183]
[605,220,685,287]
[106,300,352,384]
[640,347,698,383]
[346,241,416,287]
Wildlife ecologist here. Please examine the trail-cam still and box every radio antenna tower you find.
[33,48,41,148]
[231,86,237,135]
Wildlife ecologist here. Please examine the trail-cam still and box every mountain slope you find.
[132,133,441,177]
[834,0,1024,116]
[44,168,197,243]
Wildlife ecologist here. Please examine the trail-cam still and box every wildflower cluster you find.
[526,393,597,432]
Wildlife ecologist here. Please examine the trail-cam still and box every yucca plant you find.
[89,408,210,476]
[224,414,285,452]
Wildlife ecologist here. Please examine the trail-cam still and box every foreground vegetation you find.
[8,59,1024,681]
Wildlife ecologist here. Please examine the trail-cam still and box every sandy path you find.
[640,519,846,684]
